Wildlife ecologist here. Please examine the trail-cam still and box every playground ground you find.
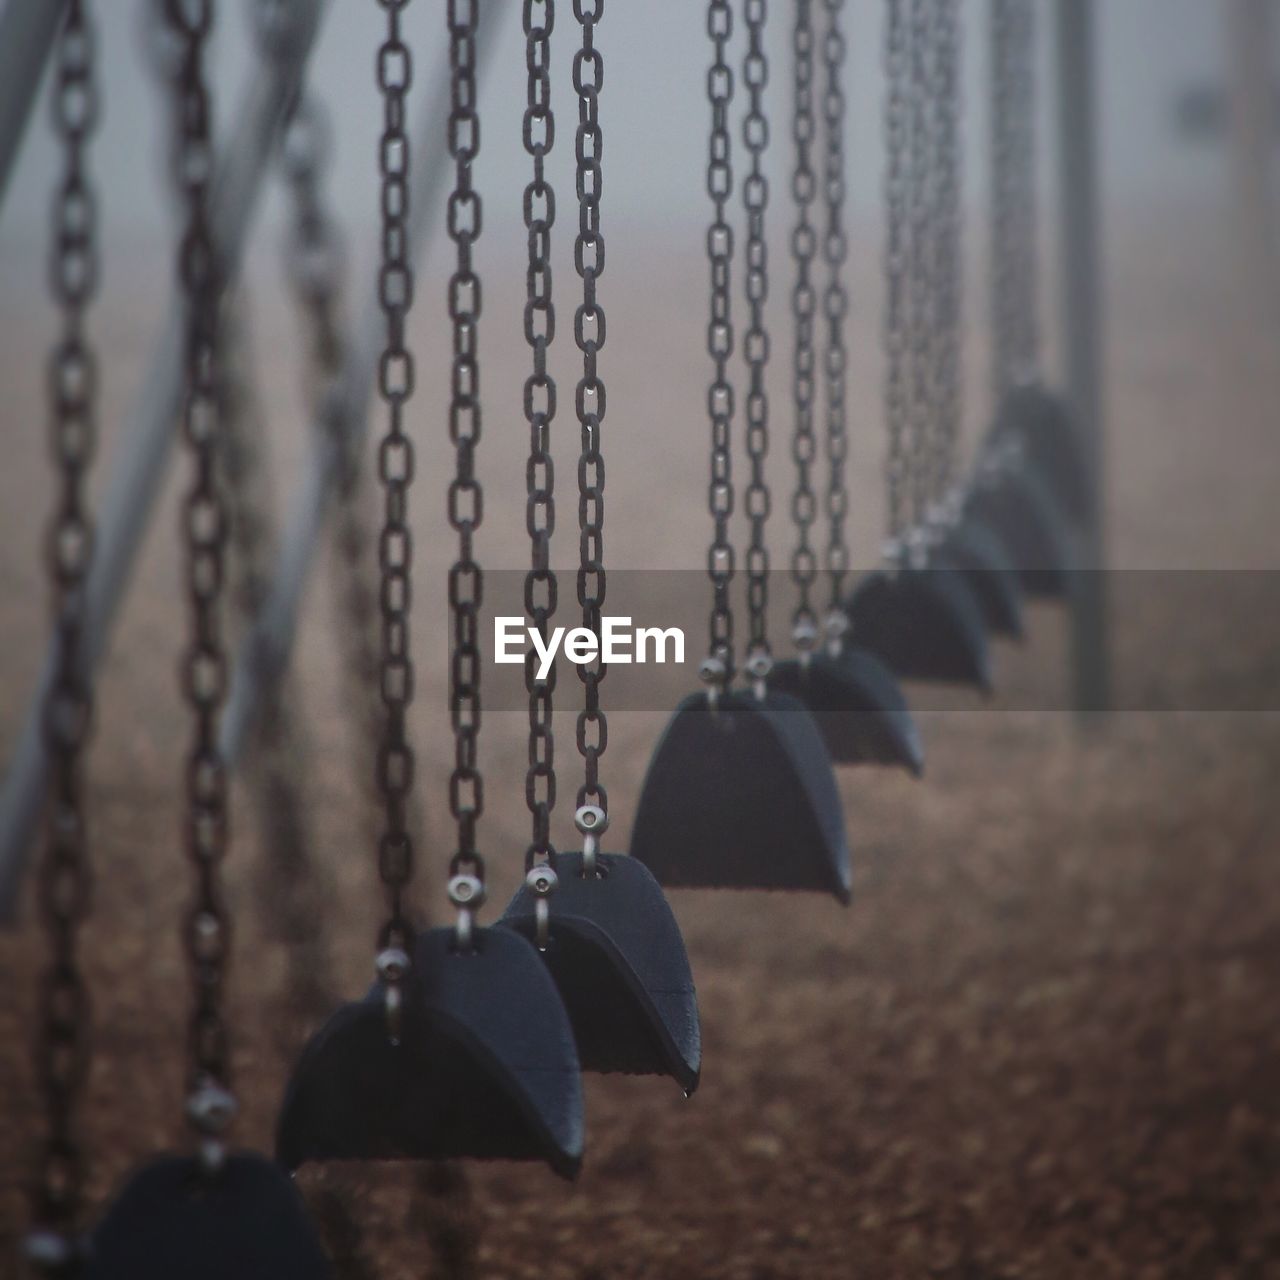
[2,204,1279,1278]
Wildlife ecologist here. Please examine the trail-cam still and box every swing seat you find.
[964,461,1075,599]
[629,689,851,903]
[932,516,1025,639]
[83,1153,331,1279]
[769,648,924,775]
[275,926,584,1179]
[843,568,992,691]
[991,381,1091,523]
[500,852,701,1094]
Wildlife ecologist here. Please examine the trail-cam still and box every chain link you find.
[740,0,771,671]
[162,0,234,1110]
[446,0,485,882]
[819,0,850,616]
[572,0,608,811]
[788,0,819,651]
[32,0,98,1250]
[705,0,735,679]
[883,0,910,547]
[374,0,417,947]
[523,0,558,865]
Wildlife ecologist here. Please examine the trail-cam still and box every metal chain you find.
[705,0,736,683]
[374,0,417,950]
[446,0,485,883]
[30,0,98,1260]
[573,0,607,811]
[819,0,850,624]
[905,0,937,540]
[740,0,771,674]
[523,0,558,866]
[929,0,962,507]
[1009,0,1039,375]
[788,0,819,655]
[164,0,233,1121]
[883,0,911,548]
[990,0,1037,397]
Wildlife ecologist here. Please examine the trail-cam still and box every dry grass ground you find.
[2,205,1279,1278]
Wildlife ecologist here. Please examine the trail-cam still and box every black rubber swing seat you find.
[500,851,701,1094]
[963,460,1076,600]
[930,515,1026,639]
[275,926,584,1179]
[843,567,992,691]
[989,381,1091,523]
[629,689,851,903]
[84,1152,332,1279]
[769,647,925,775]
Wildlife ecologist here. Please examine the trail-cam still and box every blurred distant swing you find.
[495,0,701,1094]
[844,0,995,693]
[912,0,1026,642]
[965,0,1082,598]
[276,0,585,1181]
[81,4,331,1275]
[630,0,852,903]
[768,0,926,775]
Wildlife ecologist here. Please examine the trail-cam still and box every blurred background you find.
[2,2,1280,1277]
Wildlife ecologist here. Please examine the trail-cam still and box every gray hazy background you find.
[0,1,1243,269]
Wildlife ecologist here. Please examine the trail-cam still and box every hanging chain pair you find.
[445,0,486,904]
[703,0,735,687]
[883,0,911,549]
[905,0,937,539]
[573,0,608,815]
[30,0,98,1262]
[788,0,819,656]
[928,0,962,513]
[373,0,417,957]
[884,0,951,558]
[163,0,238,1150]
[818,0,850,633]
[740,0,771,681]
[990,0,1038,398]
[522,0,557,869]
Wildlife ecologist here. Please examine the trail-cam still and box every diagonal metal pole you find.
[0,1,327,922]
[0,0,68,219]
[217,0,512,766]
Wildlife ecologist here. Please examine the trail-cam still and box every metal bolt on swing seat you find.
[793,615,820,667]
[24,1228,77,1275]
[525,863,558,951]
[823,608,850,659]
[905,525,931,571]
[575,804,609,876]
[745,650,773,701]
[187,1082,237,1175]
[698,655,728,712]
[448,873,486,953]
[376,946,412,1043]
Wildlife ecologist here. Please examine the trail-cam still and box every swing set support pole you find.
[0,1,328,923]
[1054,0,1111,718]
[0,0,68,219]
[217,0,514,766]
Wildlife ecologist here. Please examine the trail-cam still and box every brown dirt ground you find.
[3,206,1280,1280]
